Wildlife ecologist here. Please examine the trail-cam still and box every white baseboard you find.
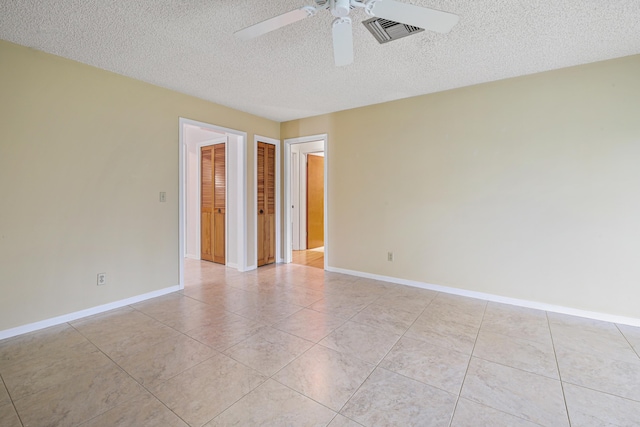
[326,266,640,328]
[0,285,180,341]
[185,254,200,260]
[226,262,239,269]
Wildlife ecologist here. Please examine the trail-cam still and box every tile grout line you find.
[615,323,640,361]
[546,311,573,427]
[67,318,200,427]
[330,289,440,419]
[0,372,25,427]
[447,299,488,427]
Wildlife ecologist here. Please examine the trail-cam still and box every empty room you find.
[1,1,640,426]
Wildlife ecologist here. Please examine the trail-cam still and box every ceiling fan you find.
[234,0,459,67]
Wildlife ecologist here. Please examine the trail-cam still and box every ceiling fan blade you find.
[368,0,459,34]
[234,6,316,40]
[332,17,354,67]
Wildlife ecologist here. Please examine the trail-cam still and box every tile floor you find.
[1,259,640,426]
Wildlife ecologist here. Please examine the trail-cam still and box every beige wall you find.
[0,40,279,331]
[282,55,640,319]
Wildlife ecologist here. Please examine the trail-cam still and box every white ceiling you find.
[1,0,639,122]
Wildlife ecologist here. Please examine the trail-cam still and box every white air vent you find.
[362,17,424,44]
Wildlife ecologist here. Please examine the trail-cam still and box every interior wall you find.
[0,40,279,332]
[281,54,640,320]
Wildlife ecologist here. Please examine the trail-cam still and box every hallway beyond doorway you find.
[292,248,324,269]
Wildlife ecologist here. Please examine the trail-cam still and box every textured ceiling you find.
[1,0,639,122]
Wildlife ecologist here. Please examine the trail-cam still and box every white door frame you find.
[291,143,325,251]
[284,134,328,268]
[179,118,248,290]
[253,135,281,266]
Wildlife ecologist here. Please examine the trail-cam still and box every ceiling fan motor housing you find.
[331,0,351,17]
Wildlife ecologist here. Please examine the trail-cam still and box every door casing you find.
[284,134,328,268]
[179,118,248,290]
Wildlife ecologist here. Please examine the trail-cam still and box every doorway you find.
[284,134,328,269]
[179,118,249,289]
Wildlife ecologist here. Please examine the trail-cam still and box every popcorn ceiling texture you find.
[1,0,639,121]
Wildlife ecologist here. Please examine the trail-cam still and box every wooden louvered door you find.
[200,144,225,264]
[257,142,275,266]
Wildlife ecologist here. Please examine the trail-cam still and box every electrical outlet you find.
[387,252,394,262]
[159,191,166,202]
[97,273,106,286]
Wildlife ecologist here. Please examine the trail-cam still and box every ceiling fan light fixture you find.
[331,0,351,17]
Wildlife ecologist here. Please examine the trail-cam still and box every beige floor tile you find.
[261,286,326,307]
[114,334,217,388]
[556,348,640,401]
[150,352,267,427]
[274,344,375,411]
[72,309,182,359]
[319,321,400,364]
[0,324,89,372]
[350,303,420,335]
[14,362,144,427]
[81,392,188,426]
[473,330,559,379]
[450,398,540,427]
[5,260,639,427]
[153,306,231,334]
[185,312,267,351]
[182,283,247,304]
[481,303,552,345]
[272,308,346,342]
[382,283,438,301]
[309,293,379,320]
[461,357,569,427]
[405,315,479,355]
[233,301,304,324]
[372,291,433,315]
[224,327,313,376]
[428,294,487,327]
[0,403,22,427]
[380,336,470,394]
[188,287,263,312]
[563,382,640,426]
[205,379,336,427]
[550,321,638,363]
[132,294,228,332]
[327,414,364,427]
[547,312,620,332]
[3,344,113,400]
[341,367,456,427]
[350,278,393,295]
[419,305,484,331]
[69,306,141,331]
[131,292,204,316]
